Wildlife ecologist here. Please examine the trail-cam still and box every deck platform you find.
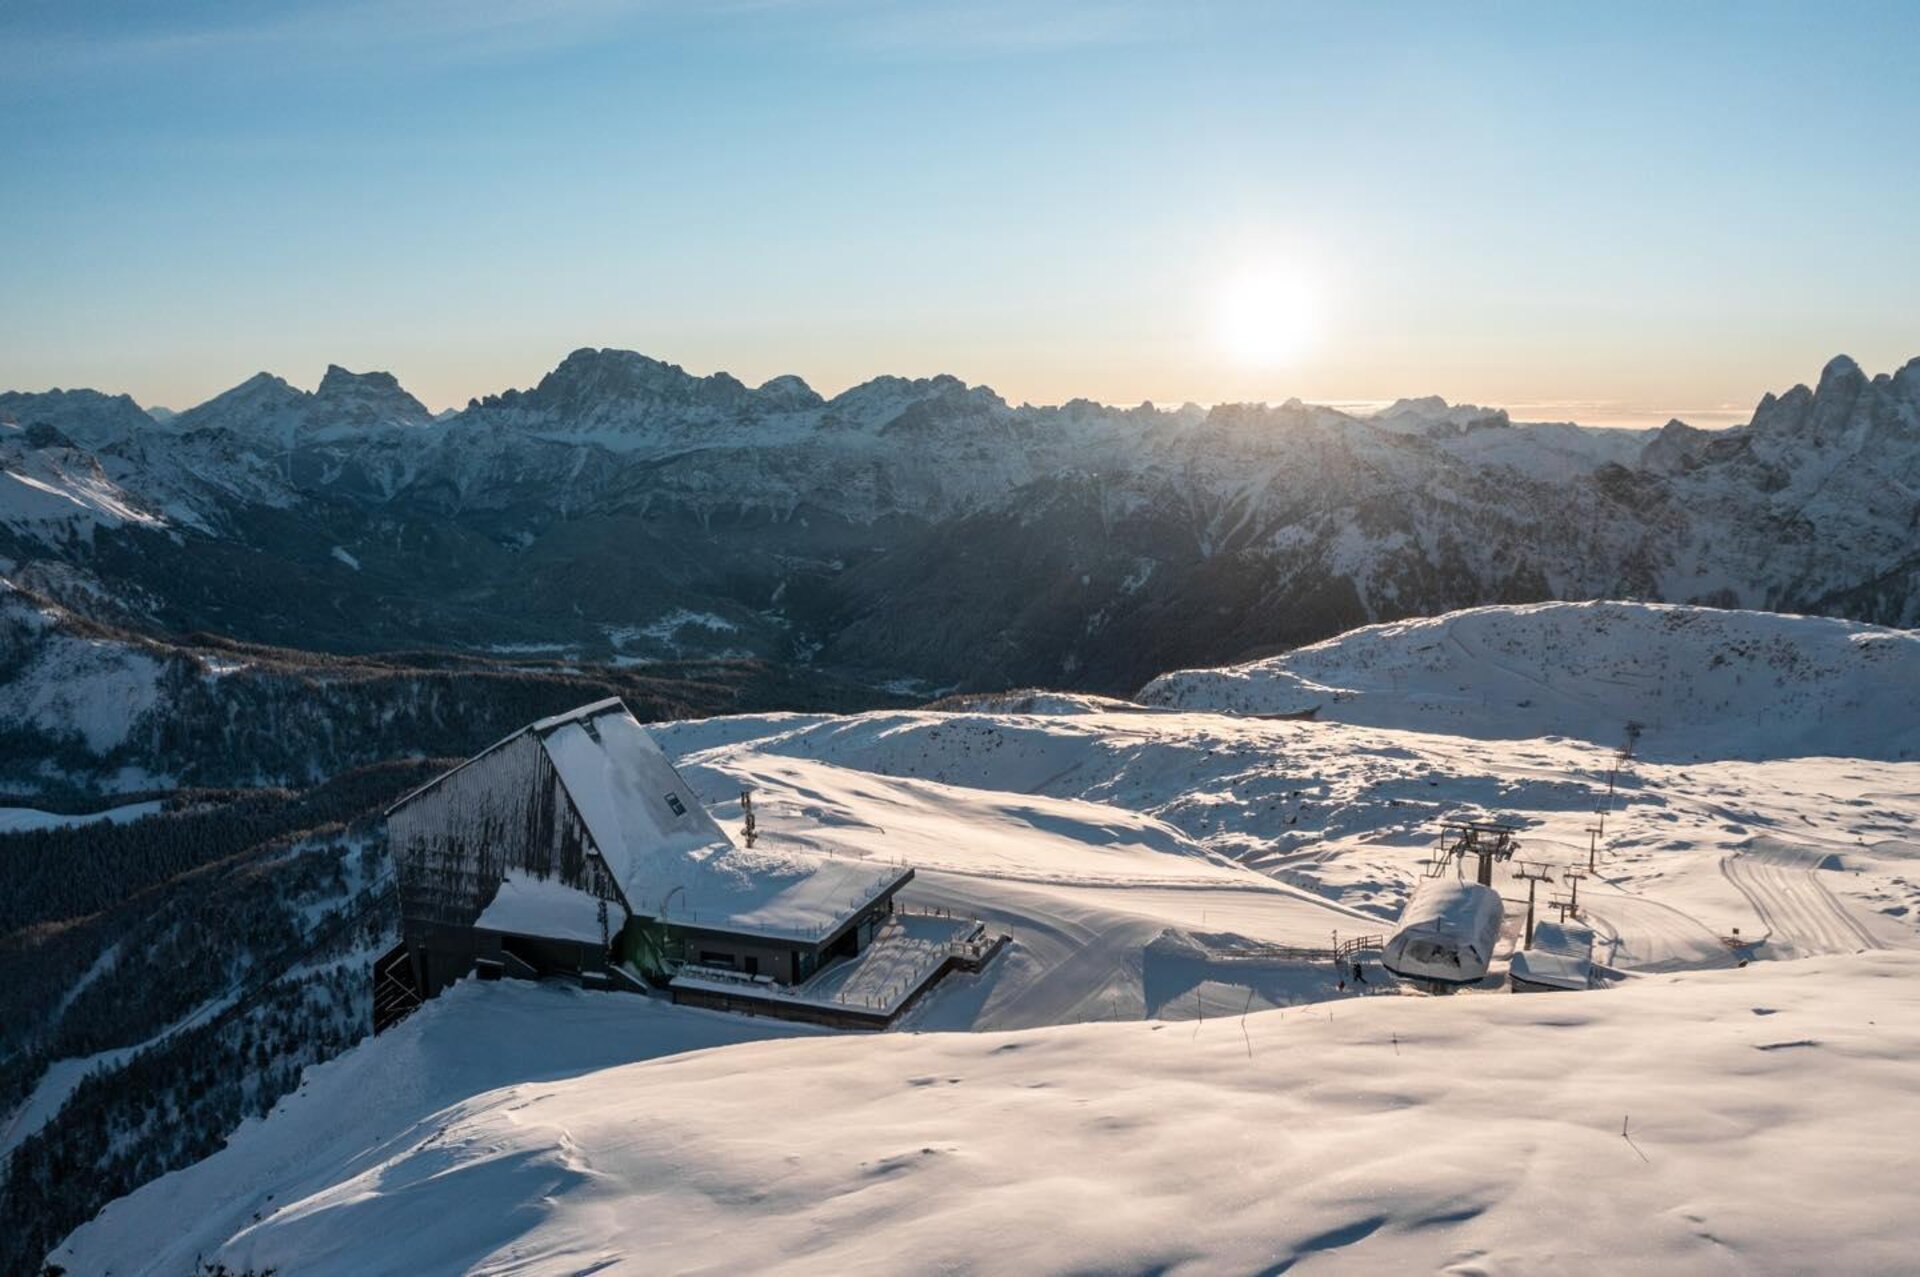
[670,914,1007,1028]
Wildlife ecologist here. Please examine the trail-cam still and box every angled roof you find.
[384,698,639,817]
[390,698,909,943]
[541,705,908,941]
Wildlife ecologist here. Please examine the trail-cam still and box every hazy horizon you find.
[5,0,1916,425]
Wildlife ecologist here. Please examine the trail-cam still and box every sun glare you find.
[1211,263,1317,367]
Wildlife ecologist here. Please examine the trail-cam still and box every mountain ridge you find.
[2,350,1917,697]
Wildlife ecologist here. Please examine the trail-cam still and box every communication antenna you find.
[1513,861,1556,948]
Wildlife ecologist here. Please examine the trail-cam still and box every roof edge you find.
[383,697,634,818]
[530,696,627,735]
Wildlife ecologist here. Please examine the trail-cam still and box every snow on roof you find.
[1393,877,1504,943]
[475,870,626,945]
[1509,920,1595,991]
[1382,878,1504,983]
[531,697,625,733]
[540,704,908,941]
[384,699,636,818]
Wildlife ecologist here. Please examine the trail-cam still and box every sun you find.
[1210,262,1317,368]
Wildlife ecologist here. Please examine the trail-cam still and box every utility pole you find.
[1514,862,1556,948]
[741,789,757,849]
[1587,823,1602,873]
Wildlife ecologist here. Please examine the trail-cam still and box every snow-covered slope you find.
[1140,601,1920,761]
[0,426,170,538]
[0,578,166,757]
[55,951,1920,1276]
[37,603,1920,1272]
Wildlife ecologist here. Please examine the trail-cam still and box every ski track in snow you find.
[1721,846,1884,958]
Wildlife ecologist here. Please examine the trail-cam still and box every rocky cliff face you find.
[2,351,1916,695]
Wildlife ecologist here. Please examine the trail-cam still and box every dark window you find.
[664,792,687,817]
[698,950,735,968]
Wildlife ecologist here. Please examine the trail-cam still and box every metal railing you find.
[1203,934,1383,964]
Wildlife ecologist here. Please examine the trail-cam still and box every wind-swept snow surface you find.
[57,954,1920,1275]
[1140,601,1920,761]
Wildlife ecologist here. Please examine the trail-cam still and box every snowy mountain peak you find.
[0,388,158,450]
[1819,352,1864,385]
[1745,351,1919,451]
[507,347,764,423]
[823,372,1000,431]
[1637,416,1709,466]
[176,372,307,428]
[754,373,823,410]
[236,371,299,397]
[1371,395,1510,436]
[312,364,432,428]
[541,347,700,395]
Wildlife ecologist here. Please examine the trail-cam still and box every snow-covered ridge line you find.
[1140,600,1920,762]
[5,348,1920,701]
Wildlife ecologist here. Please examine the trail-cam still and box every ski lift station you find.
[375,699,1002,1031]
[1379,877,1505,985]
[1509,919,1597,992]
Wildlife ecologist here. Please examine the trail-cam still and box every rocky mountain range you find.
[3,350,1917,700]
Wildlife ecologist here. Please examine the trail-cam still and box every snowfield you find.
[56,956,1920,1275]
[45,602,1920,1274]
[1139,601,1920,762]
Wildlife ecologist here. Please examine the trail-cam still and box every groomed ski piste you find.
[51,603,1920,1275]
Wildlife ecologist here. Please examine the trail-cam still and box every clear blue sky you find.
[3,1,1916,424]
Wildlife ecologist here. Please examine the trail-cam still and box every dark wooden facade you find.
[389,728,626,997]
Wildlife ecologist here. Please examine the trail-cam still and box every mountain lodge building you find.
[376,699,999,1031]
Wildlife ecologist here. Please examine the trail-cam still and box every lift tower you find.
[1513,861,1556,948]
[1438,820,1522,886]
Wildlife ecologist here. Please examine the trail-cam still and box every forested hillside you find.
[1,578,902,801]
[0,762,442,1274]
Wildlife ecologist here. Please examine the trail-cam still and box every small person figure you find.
[1352,960,1367,985]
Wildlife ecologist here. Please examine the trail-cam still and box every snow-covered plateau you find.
[45,602,1920,1275]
